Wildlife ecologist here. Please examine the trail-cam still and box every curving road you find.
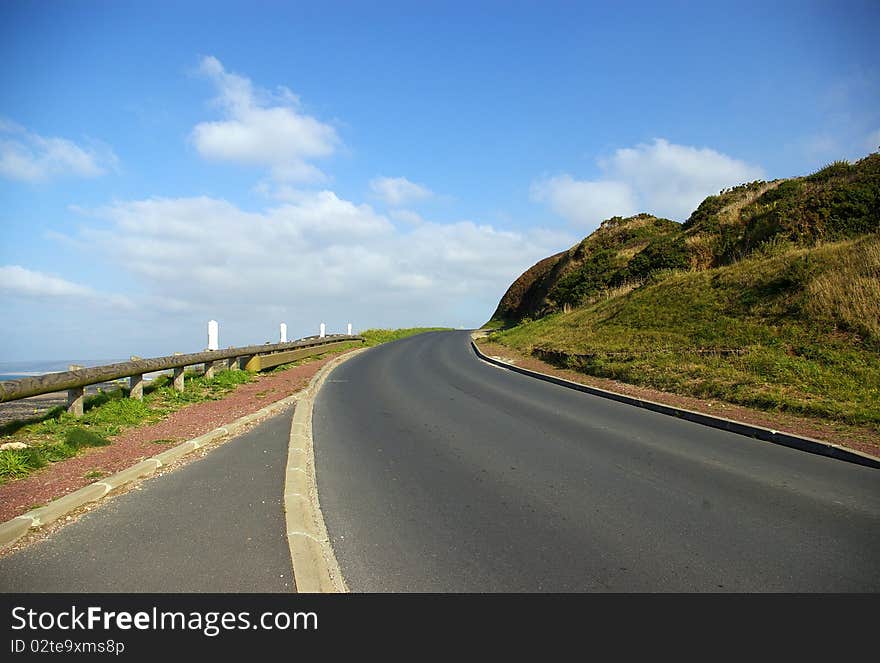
[313,330,880,592]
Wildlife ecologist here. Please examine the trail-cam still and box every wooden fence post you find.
[172,367,185,391]
[130,374,144,400]
[67,387,84,417]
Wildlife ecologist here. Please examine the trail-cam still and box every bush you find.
[683,194,726,230]
[619,235,690,283]
[807,160,852,182]
[549,249,619,307]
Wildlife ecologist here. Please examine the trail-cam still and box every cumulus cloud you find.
[532,138,764,230]
[866,129,880,152]
[370,176,434,206]
[390,209,426,225]
[530,176,637,228]
[0,119,118,182]
[61,192,570,337]
[0,265,132,309]
[191,56,339,183]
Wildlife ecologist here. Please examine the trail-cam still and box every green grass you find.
[0,367,257,484]
[265,341,363,373]
[0,330,450,485]
[495,153,879,327]
[360,328,452,346]
[489,237,880,427]
[0,334,423,484]
[0,448,45,480]
[481,318,508,330]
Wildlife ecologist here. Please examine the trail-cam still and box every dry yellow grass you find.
[807,235,880,342]
[685,233,715,269]
[601,280,644,301]
[616,241,649,261]
[601,215,654,237]
[716,180,783,226]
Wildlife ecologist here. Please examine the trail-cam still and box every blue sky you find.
[1,0,878,360]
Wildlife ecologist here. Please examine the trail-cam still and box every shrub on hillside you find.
[617,235,691,283]
[548,249,619,308]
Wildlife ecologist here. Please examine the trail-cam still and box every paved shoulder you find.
[0,408,296,592]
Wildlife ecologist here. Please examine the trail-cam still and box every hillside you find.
[491,152,880,325]
[485,153,880,429]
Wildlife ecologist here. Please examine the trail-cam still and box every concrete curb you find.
[283,348,364,593]
[470,338,880,470]
[0,371,317,551]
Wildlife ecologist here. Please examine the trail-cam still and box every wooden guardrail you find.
[0,334,363,416]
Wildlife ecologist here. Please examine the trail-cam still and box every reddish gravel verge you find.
[477,341,880,460]
[0,351,354,523]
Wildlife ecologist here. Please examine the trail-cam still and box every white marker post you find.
[319,323,326,338]
[207,320,219,351]
[280,323,287,343]
[347,323,353,336]
[205,320,220,379]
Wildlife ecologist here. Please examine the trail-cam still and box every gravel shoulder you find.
[0,352,356,523]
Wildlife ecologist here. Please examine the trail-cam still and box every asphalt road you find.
[313,330,880,592]
[0,408,295,592]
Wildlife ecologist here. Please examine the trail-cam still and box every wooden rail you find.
[242,340,355,372]
[0,334,363,416]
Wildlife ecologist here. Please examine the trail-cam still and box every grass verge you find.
[0,330,447,484]
[487,237,880,428]
[0,368,252,484]
[0,338,369,484]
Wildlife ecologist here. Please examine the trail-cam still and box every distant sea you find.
[0,359,126,381]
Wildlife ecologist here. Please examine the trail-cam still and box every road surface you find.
[313,331,880,592]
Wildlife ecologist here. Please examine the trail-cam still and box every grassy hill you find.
[486,153,880,428]
[493,153,880,326]
[490,213,683,323]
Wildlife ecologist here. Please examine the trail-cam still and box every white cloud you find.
[530,176,637,228]
[532,138,764,230]
[866,129,880,153]
[60,192,571,338]
[0,265,132,309]
[191,56,339,183]
[370,176,434,206]
[390,209,426,225]
[0,119,118,182]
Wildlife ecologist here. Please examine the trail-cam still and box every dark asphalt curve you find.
[313,331,880,592]
[0,408,295,592]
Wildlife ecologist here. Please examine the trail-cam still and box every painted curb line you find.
[283,348,365,593]
[471,337,880,470]
[0,368,328,551]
